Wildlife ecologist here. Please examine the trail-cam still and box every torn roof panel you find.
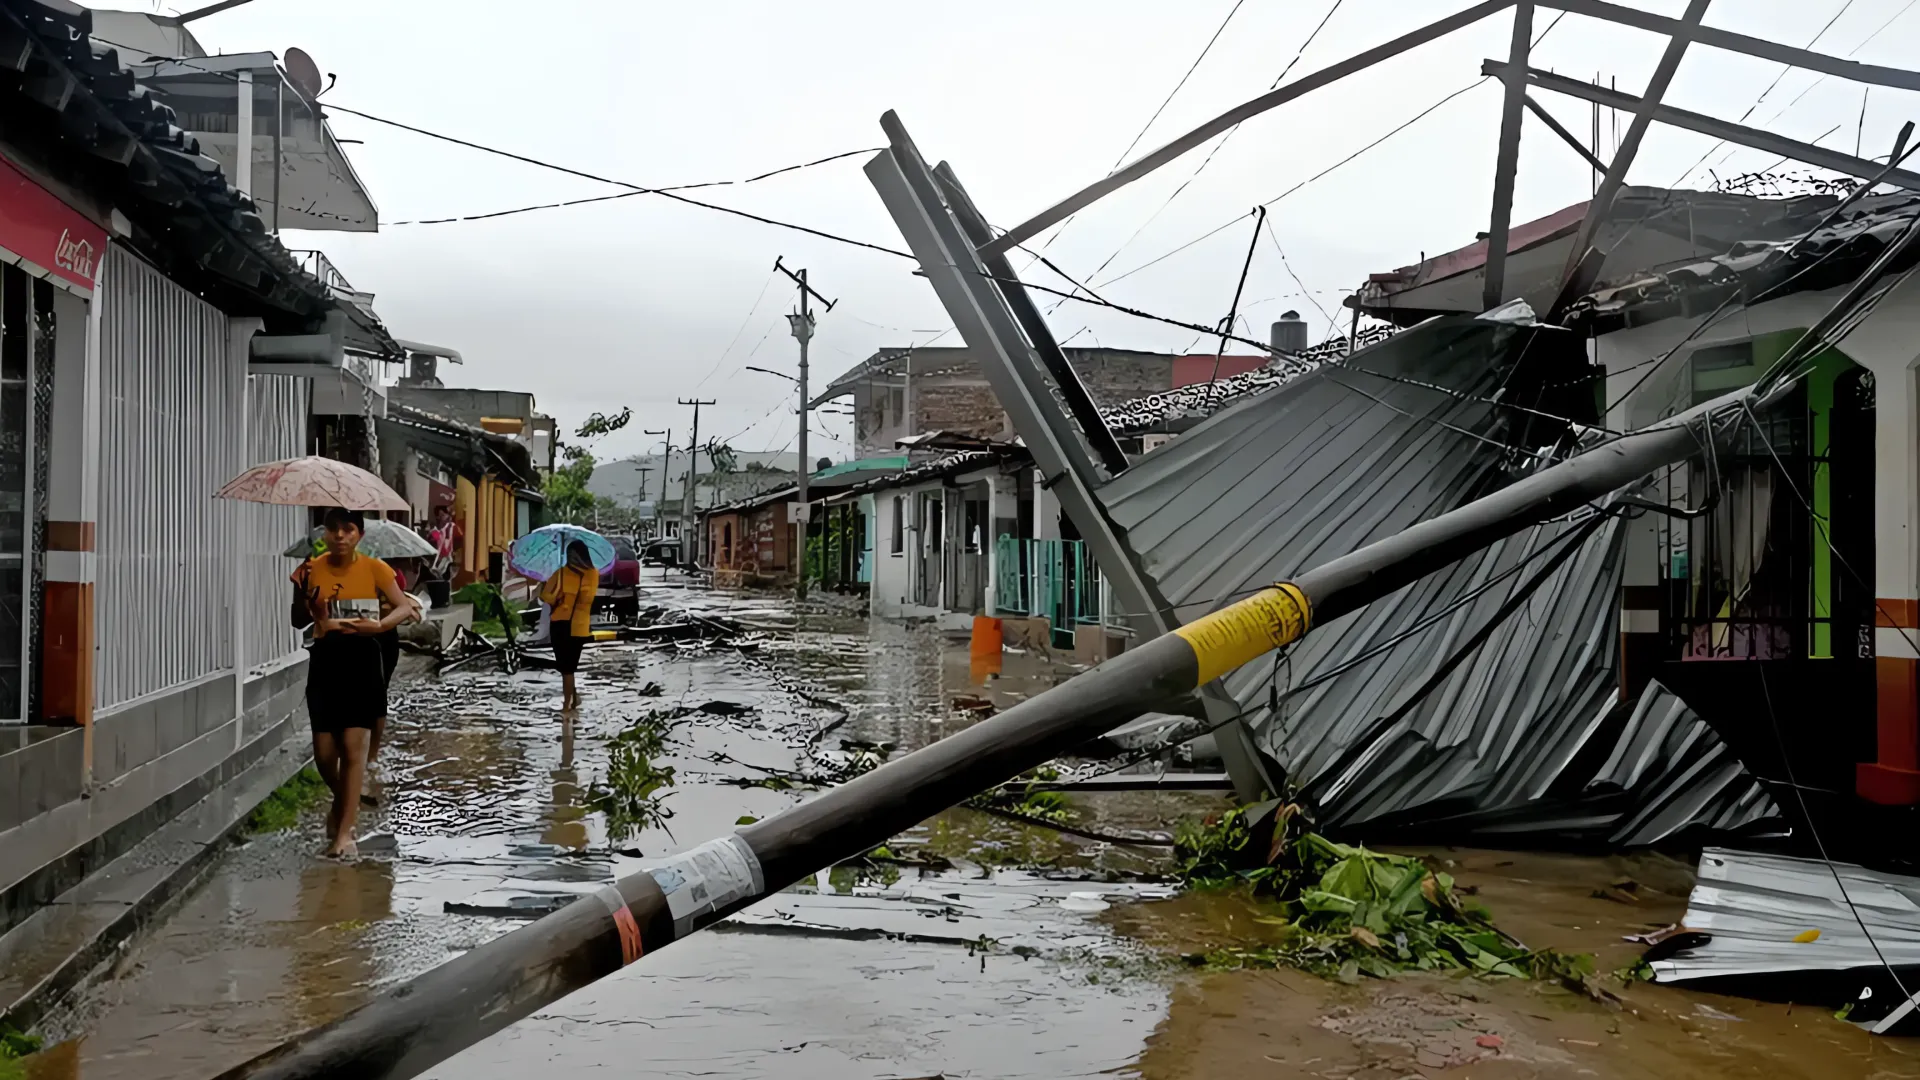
[1652,848,1920,991]
[1355,187,1845,326]
[1093,313,1777,844]
[1568,193,1920,331]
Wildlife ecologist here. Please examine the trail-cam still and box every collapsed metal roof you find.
[1568,193,1920,331]
[1095,313,1779,844]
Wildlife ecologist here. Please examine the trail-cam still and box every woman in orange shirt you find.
[293,507,415,857]
[539,541,599,712]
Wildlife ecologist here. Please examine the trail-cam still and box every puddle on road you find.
[44,590,1182,1080]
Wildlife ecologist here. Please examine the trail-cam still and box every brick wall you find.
[838,347,1184,457]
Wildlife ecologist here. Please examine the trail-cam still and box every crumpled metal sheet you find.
[1653,848,1920,985]
[1096,313,1779,844]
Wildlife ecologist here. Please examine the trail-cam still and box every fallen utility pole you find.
[218,383,1750,1080]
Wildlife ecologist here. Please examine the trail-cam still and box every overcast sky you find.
[99,0,1920,463]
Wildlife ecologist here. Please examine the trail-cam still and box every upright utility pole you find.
[644,428,671,541]
[775,258,835,602]
[676,402,713,566]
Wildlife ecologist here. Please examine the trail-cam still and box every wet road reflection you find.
[50,587,1167,1080]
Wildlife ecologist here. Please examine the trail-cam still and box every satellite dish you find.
[283,47,324,99]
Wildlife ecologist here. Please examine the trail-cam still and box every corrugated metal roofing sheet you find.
[1095,314,1779,844]
[1653,848,1920,988]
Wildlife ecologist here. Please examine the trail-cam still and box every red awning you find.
[0,156,106,296]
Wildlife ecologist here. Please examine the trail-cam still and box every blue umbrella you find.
[508,525,616,582]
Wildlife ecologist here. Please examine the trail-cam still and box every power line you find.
[1671,0,1861,185]
[695,270,781,391]
[87,35,911,254]
[382,147,881,226]
[1084,7,1564,293]
[1099,77,1493,289]
[323,105,913,258]
[1032,0,1255,257]
[1734,0,1919,168]
[1263,216,1334,328]
[975,270,1277,353]
[1064,0,1350,287]
[1108,0,1250,173]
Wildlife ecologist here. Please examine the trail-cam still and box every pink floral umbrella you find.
[215,456,408,512]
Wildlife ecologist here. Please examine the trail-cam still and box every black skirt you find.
[378,629,400,687]
[307,633,388,733]
[552,626,586,675]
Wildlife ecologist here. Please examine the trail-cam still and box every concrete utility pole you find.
[676,403,712,567]
[644,428,670,541]
[774,258,835,602]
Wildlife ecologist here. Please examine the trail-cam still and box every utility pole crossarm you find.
[774,257,836,311]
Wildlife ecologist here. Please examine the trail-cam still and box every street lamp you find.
[744,365,797,384]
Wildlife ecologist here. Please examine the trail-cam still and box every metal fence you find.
[993,536,1105,644]
[239,374,308,673]
[95,246,241,710]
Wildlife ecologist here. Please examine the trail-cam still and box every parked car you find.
[640,538,685,569]
[593,536,642,622]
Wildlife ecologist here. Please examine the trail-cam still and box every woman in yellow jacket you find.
[540,541,599,711]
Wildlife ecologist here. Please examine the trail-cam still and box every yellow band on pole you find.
[1172,584,1312,687]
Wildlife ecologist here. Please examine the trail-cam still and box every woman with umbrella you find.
[539,541,599,712]
[293,508,415,856]
[220,457,416,857]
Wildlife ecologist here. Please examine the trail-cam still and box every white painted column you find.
[235,71,254,198]
[983,474,998,617]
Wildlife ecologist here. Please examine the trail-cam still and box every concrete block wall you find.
[0,728,85,836]
[0,657,308,937]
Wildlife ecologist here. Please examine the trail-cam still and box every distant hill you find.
[588,450,803,507]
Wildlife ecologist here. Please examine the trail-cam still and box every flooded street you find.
[37,587,1188,1080]
[22,585,1911,1079]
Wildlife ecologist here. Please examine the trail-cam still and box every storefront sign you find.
[0,156,107,294]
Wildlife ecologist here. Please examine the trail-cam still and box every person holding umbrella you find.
[539,541,599,712]
[293,508,415,857]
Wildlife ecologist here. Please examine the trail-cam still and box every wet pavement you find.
[34,585,1193,1080]
[22,583,1915,1079]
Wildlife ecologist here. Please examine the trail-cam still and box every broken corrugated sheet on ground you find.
[1096,313,1779,845]
[1654,847,1920,1033]
[1655,847,1920,984]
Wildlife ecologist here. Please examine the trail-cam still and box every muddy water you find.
[1119,848,1920,1080]
[40,588,1181,1080]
